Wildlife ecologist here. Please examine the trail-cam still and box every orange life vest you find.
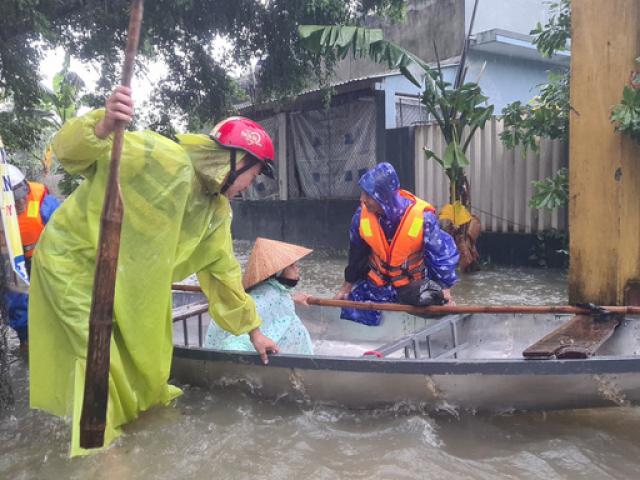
[17,181,46,258]
[359,190,435,288]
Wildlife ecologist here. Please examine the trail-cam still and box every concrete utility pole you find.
[569,0,640,305]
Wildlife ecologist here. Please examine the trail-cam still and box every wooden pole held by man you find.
[80,0,144,449]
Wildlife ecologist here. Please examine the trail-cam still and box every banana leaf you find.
[299,25,431,87]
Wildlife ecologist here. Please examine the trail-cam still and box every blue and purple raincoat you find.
[342,163,459,325]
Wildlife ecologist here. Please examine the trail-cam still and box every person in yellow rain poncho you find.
[28,86,280,456]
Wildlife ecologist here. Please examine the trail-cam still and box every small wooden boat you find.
[171,290,640,413]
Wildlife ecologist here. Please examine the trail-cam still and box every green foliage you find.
[358,0,407,21]
[611,58,640,144]
[529,167,568,210]
[501,72,569,153]
[39,54,86,130]
[531,0,571,58]
[5,52,90,195]
[611,86,640,143]
[501,0,571,211]
[45,55,85,127]
[45,57,88,195]
[0,108,55,156]
[421,65,493,203]
[0,0,66,152]
[0,0,406,151]
[299,24,494,205]
[56,168,84,196]
[501,0,571,152]
[528,229,569,268]
[443,141,469,168]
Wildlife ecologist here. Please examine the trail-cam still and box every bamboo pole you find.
[170,284,640,316]
[305,297,640,316]
[80,0,144,449]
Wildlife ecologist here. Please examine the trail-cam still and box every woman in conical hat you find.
[204,238,314,355]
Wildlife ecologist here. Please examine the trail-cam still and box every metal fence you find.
[396,96,430,127]
[414,118,568,233]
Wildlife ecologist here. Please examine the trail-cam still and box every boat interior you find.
[172,291,640,361]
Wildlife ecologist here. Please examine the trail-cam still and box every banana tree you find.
[298,25,494,210]
[421,65,493,208]
[40,54,87,194]
[40,54,86,129]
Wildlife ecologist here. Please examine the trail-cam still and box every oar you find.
[80,0,144,449]
[170,283,640,315]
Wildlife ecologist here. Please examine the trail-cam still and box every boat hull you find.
[172,348,640,412]
[171,295,640,412]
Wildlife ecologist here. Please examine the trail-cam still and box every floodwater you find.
[3,243,640,479]
[233,241,570,305]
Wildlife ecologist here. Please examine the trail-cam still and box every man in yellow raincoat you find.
[28,86,279,456]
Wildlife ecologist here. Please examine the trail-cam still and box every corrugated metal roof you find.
[235,56,463,116]
[236,70,394,114]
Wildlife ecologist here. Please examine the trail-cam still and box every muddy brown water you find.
[3,242,640,479]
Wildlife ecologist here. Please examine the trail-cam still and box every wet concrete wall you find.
[465,0,552,36]
[231,199,359,250]
[334,0,465,82]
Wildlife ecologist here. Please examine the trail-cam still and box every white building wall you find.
[382,50,564,128]
[466,51,564,113]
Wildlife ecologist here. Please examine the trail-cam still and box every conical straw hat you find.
[242,237,313,290]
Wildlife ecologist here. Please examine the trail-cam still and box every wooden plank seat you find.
[523,314,622,359]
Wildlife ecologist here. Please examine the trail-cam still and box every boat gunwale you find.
[172,345,640,376]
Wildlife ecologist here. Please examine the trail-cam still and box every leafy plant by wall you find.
[500,0,570,211]
[611,58,640,144]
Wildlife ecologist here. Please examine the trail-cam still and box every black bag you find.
[396,279,446,307]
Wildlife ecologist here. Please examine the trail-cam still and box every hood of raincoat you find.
[358,162,407,222]
[175,133,232,194]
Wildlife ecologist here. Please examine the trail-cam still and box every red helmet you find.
[210,116,274,162]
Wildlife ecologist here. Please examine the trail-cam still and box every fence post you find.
[277,112,288,201]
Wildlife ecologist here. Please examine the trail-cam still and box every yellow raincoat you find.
[28,109,261,456]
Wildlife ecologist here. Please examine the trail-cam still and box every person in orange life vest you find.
[334,163,459,326]
[4,164,60,348]
[5,165,60,274]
